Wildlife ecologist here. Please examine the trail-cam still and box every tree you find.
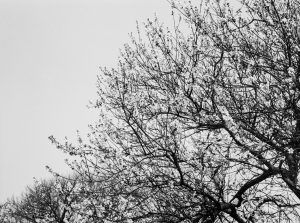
[1,176,82,223]
[49,0,300,222]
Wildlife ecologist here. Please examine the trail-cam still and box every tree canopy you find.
[0,176,84,223]
[3,0,300,222]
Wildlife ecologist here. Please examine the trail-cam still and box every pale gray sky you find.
[0,0,172,202]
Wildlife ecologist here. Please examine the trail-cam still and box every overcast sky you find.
[0,0,174,202]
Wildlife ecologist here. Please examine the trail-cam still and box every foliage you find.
[0,176,84,223]
[49,0,300,222]
[4,0,300,222]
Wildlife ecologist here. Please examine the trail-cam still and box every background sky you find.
[0,0,174,202]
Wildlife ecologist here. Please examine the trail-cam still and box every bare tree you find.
[49,0,300,222]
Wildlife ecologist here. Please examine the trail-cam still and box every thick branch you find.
[231,169,279,206]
